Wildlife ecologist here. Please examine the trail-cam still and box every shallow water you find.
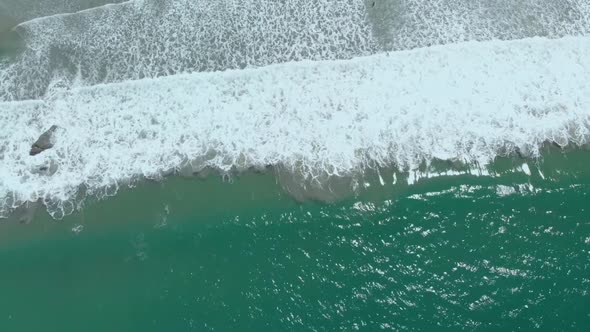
[1,151,589,331]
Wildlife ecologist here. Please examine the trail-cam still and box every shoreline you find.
[2,143,589,227]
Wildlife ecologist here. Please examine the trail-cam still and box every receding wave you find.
[1,36,589,218]
[0,0,377,101]
[3,0,590,101]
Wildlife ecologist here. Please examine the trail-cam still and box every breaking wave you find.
[1,36,589,218]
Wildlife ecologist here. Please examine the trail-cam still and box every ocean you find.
[1,0,590,331]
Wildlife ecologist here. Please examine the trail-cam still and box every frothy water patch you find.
[1,36,589,218]
[6,0,590,102]
[368,0,590,50]
[0,0,377,101]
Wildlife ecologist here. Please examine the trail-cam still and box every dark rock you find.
[30,125,58,156]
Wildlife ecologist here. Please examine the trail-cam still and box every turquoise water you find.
[1,152,589,331]
[2,1,590,331]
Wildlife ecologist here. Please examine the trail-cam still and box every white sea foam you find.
[1,0,376,101]
[496,185,517,197]
[1,36,590,218]
[4,0,589,102]
[369,0,590,50]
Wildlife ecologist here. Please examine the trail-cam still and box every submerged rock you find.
[30,125,57,156]
[30,159,59,176]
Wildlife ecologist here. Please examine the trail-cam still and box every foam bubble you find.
[1,36,589,218]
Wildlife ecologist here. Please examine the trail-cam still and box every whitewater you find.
[1,35,589,218]
[2,0,589,101]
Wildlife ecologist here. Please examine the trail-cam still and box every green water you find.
[1,152,589,331]
[2,1,589,330]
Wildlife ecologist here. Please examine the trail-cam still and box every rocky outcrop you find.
[30,125,57,156]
